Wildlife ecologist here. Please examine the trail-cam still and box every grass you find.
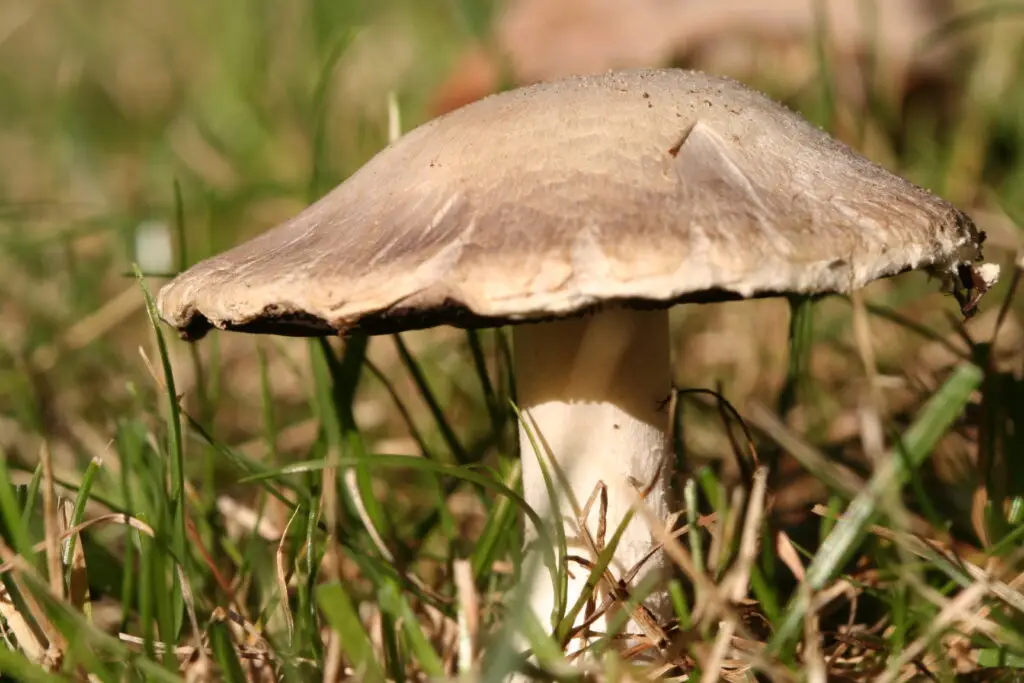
[3,0,1024,680]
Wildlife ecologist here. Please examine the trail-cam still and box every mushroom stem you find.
[513,306,674,648]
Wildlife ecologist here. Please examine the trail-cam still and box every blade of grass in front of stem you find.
[317,582,386,683]
[770,361,983,651]
[513,402,568,630]
[554,509,635,646]
[590,572,663,659]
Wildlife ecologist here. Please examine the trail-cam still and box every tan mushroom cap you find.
[157,68,988,341]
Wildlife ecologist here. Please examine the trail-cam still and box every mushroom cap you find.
[158,68,987,340]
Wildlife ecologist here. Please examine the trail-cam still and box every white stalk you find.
[512,306,675,652]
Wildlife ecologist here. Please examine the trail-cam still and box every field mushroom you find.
[157,68,996,648]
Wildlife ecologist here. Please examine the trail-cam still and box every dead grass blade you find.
[0,539,62,669]
[0,579,46,662]
[454,558,480,674]
[39,443,63,604]
[877,578,990,683]
[59,499,90,619]
[803,585,827,683]
[812,505,1024,615]
[275,505,300,644]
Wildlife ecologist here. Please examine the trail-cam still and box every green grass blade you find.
[471,460,521,582]
[554,510,634,645]
[185,411,307,503]
[134,266,186,641]
[394,334,469,465]
[510,402,567,629]
[0,647,66,683]
[19,462,43,528]
[0,447,37,562]
[770,362,984,650]
[242,454,551,545]
[779,296,815,417]
[62,457,101,584]
[378,581,445,678]
[466,329,501,428]
[209,618,250,683]
[317,581,386,683]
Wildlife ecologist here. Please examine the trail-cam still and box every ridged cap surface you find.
[157,68,990,340]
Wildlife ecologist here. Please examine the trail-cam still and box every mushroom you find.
[157,68,997,649]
